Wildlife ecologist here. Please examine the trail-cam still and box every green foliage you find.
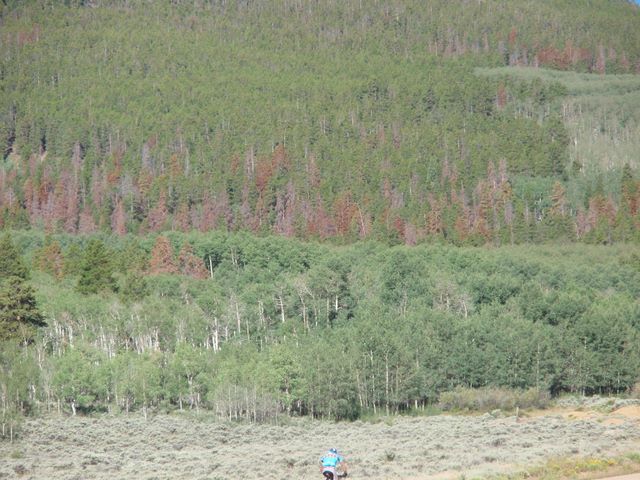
[0,233,44,343]
[0,231,634,421]
[478,67,640,176]
[438,386,551,412]
[118,272,149,304]
[109,351,163,413]
[0,234,29,280]
[1,3,638,244]
[0,341,40,440]
[0,277,45,343]
[52,343,108,414]
[2,0,640,429]
[62,243,84,277]
[76,240,117,295]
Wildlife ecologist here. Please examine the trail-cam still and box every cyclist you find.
[319,448,348,479]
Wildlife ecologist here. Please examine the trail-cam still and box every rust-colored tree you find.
[274,180,297,237]
[63,181,79,234]
[36,238,65,278]
[107,147,124,186]
[272,143,290,173]
[78,204,97,234]
[550,182,567,217]
[148,235,177,275]
[111,197,127,236]
[172,201,191,232]
[178,242,208,279]
[508,27,517,47]
[200,192,217,232]
[333,191,357,237]
[496,83,507,110]
[147,192,168,232]
[426,194,444,236]
[255,156,274,195]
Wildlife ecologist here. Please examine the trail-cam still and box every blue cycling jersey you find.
[321,452,344,468]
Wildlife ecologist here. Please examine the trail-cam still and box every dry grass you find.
[490,452,640,480]
[0,410,638,480]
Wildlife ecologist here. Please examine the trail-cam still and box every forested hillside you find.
[1,0,640,244]
[2,0,640,437]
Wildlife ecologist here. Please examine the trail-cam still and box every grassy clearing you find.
[476,67,640,97]
[1,411,638,479]
[476,66,640,173]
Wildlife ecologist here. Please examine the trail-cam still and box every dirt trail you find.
[601,475,640,480]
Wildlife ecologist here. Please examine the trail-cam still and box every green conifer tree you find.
[0,233,29,280]
[0,276,46,343]
[76,240,117,295]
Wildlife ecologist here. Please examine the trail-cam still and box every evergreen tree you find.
[0,276,46,343]
[0,233,29,280]
[76,239,117,294]
[63,243,84,277]
[118,272,149,304]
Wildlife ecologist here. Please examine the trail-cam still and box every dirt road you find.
[602,475,640,480]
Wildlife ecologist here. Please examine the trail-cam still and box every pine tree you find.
[0,233,29,280]
[63,243,84,277]
[0,234,44,342]
[0,276,45,343]
[118,272,149,304]
[76,239,117,294]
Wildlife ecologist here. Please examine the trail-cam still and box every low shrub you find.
[437,387,551,412]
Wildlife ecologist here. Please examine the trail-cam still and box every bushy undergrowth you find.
[438,387,551,412]
[2,413,639,479]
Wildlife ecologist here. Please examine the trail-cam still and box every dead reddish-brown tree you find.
[148,235,177,275]
[78,204,97,234]
[147,192,168,232]
[36,239,65,278]
[173,202,191,232]
[178,242,208,279]
[111,198,127,236]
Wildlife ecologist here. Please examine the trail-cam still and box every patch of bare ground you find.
[0,410,638,480]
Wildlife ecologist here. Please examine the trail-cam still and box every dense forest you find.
[1,0,640,437]
[1,231,639,432]
[1,0,639,244]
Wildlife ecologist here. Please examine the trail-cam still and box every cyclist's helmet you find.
[329,448,338,454]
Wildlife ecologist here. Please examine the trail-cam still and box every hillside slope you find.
[0,0,639,244]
